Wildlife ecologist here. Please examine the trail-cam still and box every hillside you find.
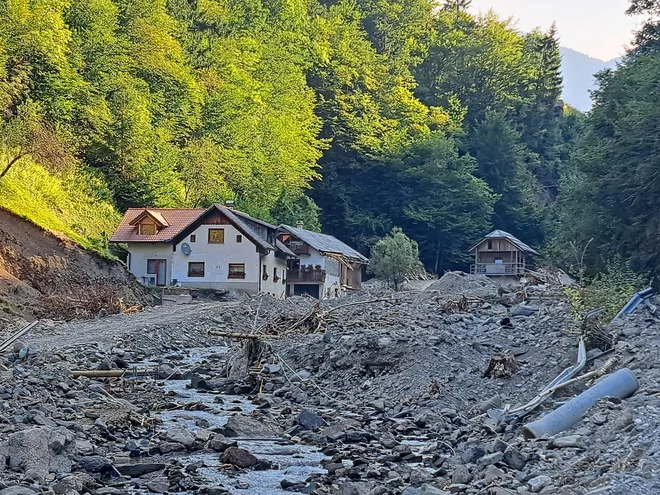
[561,47,620,111]
[0,206,148,325]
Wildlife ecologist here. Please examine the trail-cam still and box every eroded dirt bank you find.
[0,208,148,324]
[0,278,657,495]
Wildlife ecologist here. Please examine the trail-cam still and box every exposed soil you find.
[0,207,149,326]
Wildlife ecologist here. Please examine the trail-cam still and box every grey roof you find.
[275,239,296,258]
[280,225,368,262]
[220,207,273,252]
[470,229,539,255]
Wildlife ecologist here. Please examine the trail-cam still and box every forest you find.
[0,0,658,279]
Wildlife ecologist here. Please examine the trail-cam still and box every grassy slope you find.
[0,159,121,255]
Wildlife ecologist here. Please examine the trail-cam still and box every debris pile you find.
[0,276,658,495]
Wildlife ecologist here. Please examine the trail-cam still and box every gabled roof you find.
[469,229,539,255]
[128,209,169,227]
[280,225,368,262]
[112,205,297,258]
[111,208,203,243]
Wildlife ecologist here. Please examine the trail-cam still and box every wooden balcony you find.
[470,263,526,276]
[287,267,326,283]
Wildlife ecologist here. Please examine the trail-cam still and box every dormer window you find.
[139,222,157,235]
[130,209,169,236]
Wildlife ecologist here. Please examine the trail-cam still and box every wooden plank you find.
[0,321,39,354]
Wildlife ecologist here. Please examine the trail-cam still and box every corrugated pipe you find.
[522,368,639,439]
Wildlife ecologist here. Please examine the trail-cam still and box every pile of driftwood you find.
[40,285,141,320]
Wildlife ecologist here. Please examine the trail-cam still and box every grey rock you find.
[461,445,486,464]
[380,431,398,449]
[511,304,536,317]
[2,426,76,477]
[221,447,258,468]
[220,414,282,438]
[0,488,36,495]
[147,480,169,493]
[528,475,553,493]
[476,452,503,466]
[166,427,196,448]
[297,409,327,431]
[503,446,527,470]
[78,455,113,474]
[54,476,84,495]
[552,435,585,449]
[96,489,123,495]
[451,465,472,484]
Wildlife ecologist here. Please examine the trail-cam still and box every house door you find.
[148,259,168,286]
[156,260,167,286]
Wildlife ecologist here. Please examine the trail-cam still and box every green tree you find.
[369,227,424,290]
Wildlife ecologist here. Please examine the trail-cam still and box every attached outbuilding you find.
[278,224,368,298]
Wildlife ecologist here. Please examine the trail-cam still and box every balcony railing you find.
[287,267,326,283]
[287,243,310,255]
[470,263,526,276]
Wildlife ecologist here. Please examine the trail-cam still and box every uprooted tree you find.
[369,228,424,290]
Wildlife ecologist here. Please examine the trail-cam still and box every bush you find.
[368,228,424,290]
[564,260,648,321]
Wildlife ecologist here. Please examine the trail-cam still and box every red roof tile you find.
[110,208,204,243]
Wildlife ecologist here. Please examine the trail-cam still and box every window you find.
[147,259,157,274]
[188,262,205,277]
[273,267,278,278]
[228,264,246,279]
[139,223,157,235]
[236,235,242,243]
[487,240,493,250]
[208,228,225,244]
[190,235,196,243]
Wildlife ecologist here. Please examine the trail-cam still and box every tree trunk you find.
[0,152,27,180]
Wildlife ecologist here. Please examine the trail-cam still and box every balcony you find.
[287,243,310,256]
[287,266,326,284]
[470,263,526,276]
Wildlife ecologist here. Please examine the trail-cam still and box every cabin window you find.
[487,240,493,250]
[139,223,157,235]
[273,267,278,278]
[208,228,225,244]
[190,235,196,243]
[229,263,246,279]
[236,234,243,243]
[188,262,205,277]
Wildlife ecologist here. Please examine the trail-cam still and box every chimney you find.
[296,220,304,229]
[225,200,235,210]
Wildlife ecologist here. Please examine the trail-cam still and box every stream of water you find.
[151,347,327,494]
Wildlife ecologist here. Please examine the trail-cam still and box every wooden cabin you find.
[469,230,539,278]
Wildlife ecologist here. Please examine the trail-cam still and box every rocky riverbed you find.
[0,277,659,495]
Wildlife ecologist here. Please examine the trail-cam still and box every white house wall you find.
[171,224,260,293]
[127,244,173,285]
[261,250,287,298]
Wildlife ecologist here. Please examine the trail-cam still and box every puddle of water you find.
[151,347,327,493]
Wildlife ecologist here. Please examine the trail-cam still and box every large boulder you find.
[220,447,258,468]
[0,427,76,477]
[166,428,196,448]
[219,415,281,438]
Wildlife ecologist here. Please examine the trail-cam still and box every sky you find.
[470,0,642,61]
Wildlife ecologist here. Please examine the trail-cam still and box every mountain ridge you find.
[561,46,621,111]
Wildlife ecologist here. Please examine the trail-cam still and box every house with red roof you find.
[110,202,296,297]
